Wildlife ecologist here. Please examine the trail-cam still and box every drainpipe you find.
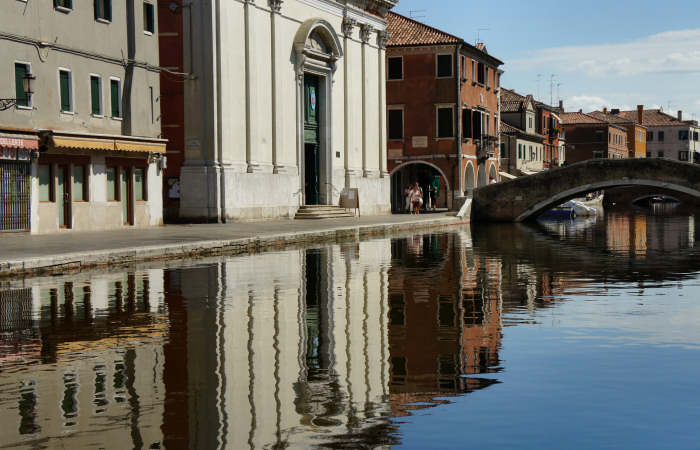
[123,0,136,136]
[455,43,463,201]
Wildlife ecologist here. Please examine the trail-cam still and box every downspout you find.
[455,43,463,199]
[123,0,136,136]
[215,0,225,222]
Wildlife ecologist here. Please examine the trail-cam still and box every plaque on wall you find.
[388,148,403,159]
[412,136,428,148]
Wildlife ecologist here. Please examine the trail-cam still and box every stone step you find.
[295,205,356,220]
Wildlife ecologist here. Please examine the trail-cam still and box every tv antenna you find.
[475,28,490,45]
[549,74,557,107]
[556,82,563,104]
[408,9,426,19]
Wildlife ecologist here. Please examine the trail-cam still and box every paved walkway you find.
[0,214,465,277]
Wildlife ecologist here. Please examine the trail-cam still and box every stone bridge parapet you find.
[472,159,700,222]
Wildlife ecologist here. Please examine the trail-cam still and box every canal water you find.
[2,208,700,449]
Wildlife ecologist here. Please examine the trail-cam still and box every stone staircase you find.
[294,205,356,220]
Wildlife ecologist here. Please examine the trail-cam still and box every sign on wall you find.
[412,136,428,148]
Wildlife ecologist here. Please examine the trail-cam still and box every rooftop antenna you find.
[556,82,562,104]
[549,74,557,107]
[475,28,490,45]
[408,9,426,19]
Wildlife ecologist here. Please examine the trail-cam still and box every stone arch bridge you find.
[472,159,700,222]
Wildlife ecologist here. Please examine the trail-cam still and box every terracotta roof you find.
[386,12,461,46]
[615,109,693,127]
[588,111,631,124]
[500,88,535,113]
[559,112,607,125]
[500,122,522,134]
[501,101,522,113]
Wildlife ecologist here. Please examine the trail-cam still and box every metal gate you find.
[0,161,31,231]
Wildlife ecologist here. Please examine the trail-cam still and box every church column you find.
[342,16,356,188]
[270,0,284,174]
[360,24,374,177]
[377,30,389,177]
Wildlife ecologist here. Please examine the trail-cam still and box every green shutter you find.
[106,167,116,201]
[91,77,101,115]
[60,71,71,112]
[73,165,84,201]
[106,0,112,21]
[134,169,144,201]
[94,0,101,20]
[39,165,51,202]
[14,64,28,107]
[67,0,72,8]
[110,80,120,117]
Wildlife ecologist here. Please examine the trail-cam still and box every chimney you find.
[678,110,683,121]
[603,107,608,114]
[559,100,563,110]
[579,109,583,113]
[637,105,643,124]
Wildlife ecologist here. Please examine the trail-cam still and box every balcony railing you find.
[476,134,498,160]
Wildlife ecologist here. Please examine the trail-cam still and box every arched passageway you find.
[477,164,487,188]
[489,164,498,184]
[391,162,450,213]
[464,162,475,195]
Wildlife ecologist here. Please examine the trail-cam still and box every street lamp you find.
[1,73,35,111]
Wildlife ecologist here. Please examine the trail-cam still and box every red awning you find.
[0,133,38,161]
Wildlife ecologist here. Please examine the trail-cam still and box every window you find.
[529,145,533,160]
[94,0,112,22]
[134,168,146,201]
[437,107,454,138]
[518,143,522,159]
[471,60,476,80]
[495,72,500,88]
[90,75,102,115]
[54,0,72,10]
[387,57,403,80]
[486,67,491,87]
[679,151,689,161]
[110,78,122,118]
[143,2,155,33]
[679,130,689,140]
[593,151,603,159]
[460,56,466,79]
[72,165,86,201]
[14,63,31,108]
[39,165,53,202]
[477,62,485,84]
[58,69,73,112]
[657,151,664,158]
[106,167,117,201]
[472,110,482,138]
[436,54,452,78]
[388,108,403,140]
[500,142,505,158]
[658,131,665,141]
[389,294,405,326]
[596,130,604,142]
[528,116,533,129]
[694,132,699,141]
[462,108,472,139]
[438,297,456,328]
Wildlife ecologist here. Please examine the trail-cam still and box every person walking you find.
[409,182,423,215]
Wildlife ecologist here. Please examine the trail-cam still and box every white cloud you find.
[567,95,609,112]
[509,29,700,77]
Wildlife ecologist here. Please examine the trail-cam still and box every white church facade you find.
[180,0,397,221]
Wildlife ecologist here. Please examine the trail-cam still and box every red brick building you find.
[559,112,628,164]
[385,13,503,211]
[157,0,185,222]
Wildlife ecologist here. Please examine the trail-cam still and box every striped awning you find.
[51,133,166,153]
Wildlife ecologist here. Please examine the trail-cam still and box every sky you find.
[392,0,700,120]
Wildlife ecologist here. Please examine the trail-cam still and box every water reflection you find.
[2,210,700,448]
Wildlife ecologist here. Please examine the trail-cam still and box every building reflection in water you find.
[9,213,697,448]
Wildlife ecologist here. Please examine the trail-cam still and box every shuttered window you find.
[134,168,146,201]
[106,167,117,201]
[39,165,52,202]
[110,79,121,118]
[94,0,112,21]
[14,63,29,107]
[387,57,403,80]
[59,70,72,112]
[73,165,86,201]
[54,0,73,9]
[437,54,452,78]
[143,2,155,33]
[90,76,102,115]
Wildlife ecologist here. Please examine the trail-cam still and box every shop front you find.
[0,132,38,232]
[32,131,166,234]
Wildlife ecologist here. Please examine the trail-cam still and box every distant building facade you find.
[385,12,503,211]
[1,1,165,234]
[615,107,699,162]
[588,108,647,159]
[169,0,397,222]
[559,112,627,164]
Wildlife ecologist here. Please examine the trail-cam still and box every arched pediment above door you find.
[293,19,343,73]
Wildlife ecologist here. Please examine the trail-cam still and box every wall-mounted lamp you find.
[1,73,36,111]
